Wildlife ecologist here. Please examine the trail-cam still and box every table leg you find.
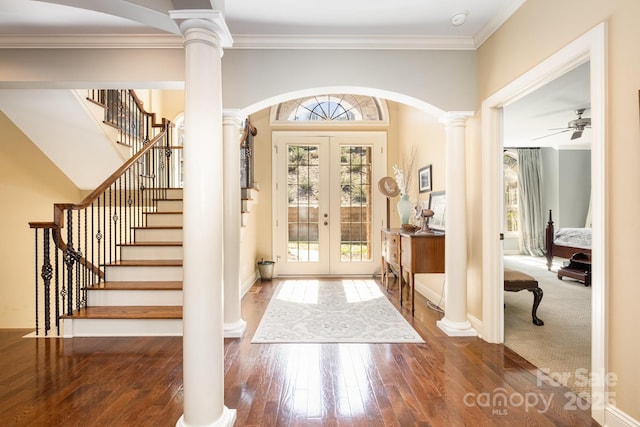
[410,272,415,314]
[399,266,404,307]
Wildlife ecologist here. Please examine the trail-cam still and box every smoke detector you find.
[451,11,468,26]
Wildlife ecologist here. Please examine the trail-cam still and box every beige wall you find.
[0,111,81,328]
[245,101,441,274]
[474,0,640,419]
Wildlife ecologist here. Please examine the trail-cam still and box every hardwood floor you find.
[0,277,597,426]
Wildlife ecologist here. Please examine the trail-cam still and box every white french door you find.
[273,131,386,276]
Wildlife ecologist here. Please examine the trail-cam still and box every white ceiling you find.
[503,62,591,149]
[0,0,591,149]
[0,0,526,49]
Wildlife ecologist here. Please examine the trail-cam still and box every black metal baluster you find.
[41,228,53,336]
[64,210,75,316]
[76,210,82,310]
[54,230,60,335]
[109,186,112,265]
[91,202,95,285]
[96,197,103,285]
[118,176,122,256]
[34,230,39,336]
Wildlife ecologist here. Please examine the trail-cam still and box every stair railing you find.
[29,91,180,336]
[87,89,159,154]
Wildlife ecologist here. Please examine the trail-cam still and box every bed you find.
[544,209,592,271]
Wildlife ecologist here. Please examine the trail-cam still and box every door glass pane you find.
[340,146,372,261]
[287,145,320,262]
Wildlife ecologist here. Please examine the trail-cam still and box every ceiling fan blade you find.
[571,129,584,140]
[532,129,571,141]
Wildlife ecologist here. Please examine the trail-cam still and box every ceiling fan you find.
[533,108,591,141]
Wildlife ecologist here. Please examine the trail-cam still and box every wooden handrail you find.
[45,118,169,228]
[30,91,176,333]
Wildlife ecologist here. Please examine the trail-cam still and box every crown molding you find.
[230,34,476,50]
[0,32,483,50]
[0,34,184,49]
[474,0,527,48]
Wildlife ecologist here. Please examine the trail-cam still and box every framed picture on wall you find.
[427,190,446,232]
[418,165,432,193]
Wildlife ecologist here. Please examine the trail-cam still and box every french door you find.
[273,132,386,275]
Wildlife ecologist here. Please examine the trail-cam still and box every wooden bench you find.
[504,268,544,326]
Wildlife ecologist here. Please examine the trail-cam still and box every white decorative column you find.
[223,110,247,338]
[437,113,477,337]
[169,10,236,427]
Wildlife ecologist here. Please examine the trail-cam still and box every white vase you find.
[397,194,413,225]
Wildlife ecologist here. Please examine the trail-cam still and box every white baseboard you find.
[467,313,483,339]
[241,270,259,297]
[605,404,640,427]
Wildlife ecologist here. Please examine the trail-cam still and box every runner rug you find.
[252,279,424,344]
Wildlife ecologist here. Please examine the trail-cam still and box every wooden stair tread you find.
[85,281,183,290]
[145,211,183,215]
[62,306,182,319]
[105,260,182,267]
[131,226,182,230]
[118,241,182,247]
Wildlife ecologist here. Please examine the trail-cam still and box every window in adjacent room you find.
[504,150,519,235]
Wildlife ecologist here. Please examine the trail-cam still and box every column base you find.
[176,407,237,427]
[224,319,247,338]
[437,317,477,337]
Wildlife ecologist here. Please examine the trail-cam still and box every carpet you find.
[504,255,591,401]
[252,279,424,344]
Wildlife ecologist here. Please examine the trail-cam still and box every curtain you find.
[516,148,546,256]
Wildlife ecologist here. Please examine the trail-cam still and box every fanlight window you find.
[273,94,385,123]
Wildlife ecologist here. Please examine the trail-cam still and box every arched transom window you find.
[273,94,386,123]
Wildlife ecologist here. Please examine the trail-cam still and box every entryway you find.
[273,131,386,276]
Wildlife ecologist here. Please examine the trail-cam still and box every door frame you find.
[272,130,387,276]
[481,23,606,423]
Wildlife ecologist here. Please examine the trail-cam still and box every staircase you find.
[62,189,184,337]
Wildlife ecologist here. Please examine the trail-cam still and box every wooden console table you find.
[381,228,445,313]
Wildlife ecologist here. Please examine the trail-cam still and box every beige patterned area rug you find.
[504,255,591,401]
[252,279,424,344]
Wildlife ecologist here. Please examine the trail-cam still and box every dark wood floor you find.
[0,277,597,426]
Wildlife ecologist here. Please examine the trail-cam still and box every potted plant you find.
[257,258,275,280]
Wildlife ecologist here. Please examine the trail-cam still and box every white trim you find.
[231,34,476,50]
[176,407,237,427]
[605,404,640,427]
[223,320,247,338]
[241,86,446,120]
[241,271,259,297]
[272,131,387,276]
[473,0,527,48]
[481,22,607,424]
[0,34,184,49]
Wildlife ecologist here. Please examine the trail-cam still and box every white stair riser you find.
[146,213,183,227]
[63,318,182,337]
[87,290,182,306]
[120,245,183,261]
[157,200,183,212]
[105,266,183,282]
[134,228,182,242]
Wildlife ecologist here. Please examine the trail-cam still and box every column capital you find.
[223,109,245,127]
[440,111,474,127]
[169,9,233,48]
